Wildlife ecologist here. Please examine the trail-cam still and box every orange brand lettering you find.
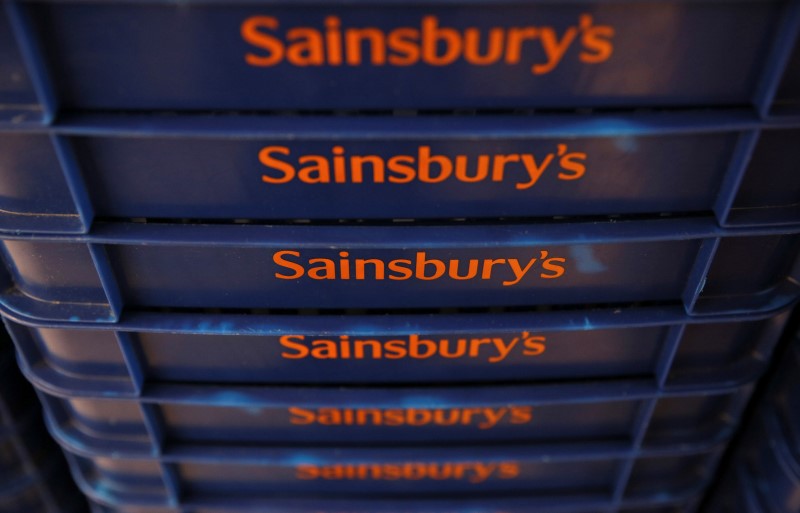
[294,461,520,481]
[257,144,588,189]
[241,14,614,73]
[273,251,566,284]
[278,334,547,362]
[242,16,284,66]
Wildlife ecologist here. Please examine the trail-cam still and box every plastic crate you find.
[4,304,792,392]
[58,442,726,505]
[29,379,754,452]
[1,112,800,234]
[2,0,800,117]
[0,218,797,323]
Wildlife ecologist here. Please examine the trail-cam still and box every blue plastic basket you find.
[58,441,727,505]
[0,218,797,323]
[2,0,800,119]
[29,378,755,453]
[0,112,799,234]
[3,304,792,393]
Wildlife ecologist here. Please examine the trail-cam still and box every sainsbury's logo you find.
[242,14,614,74]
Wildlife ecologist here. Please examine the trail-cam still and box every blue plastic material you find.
[0,218,796,323]
[0,112,799,234]
[58,442,726,505]
[0,3,52,124]
[30,377,754,453]
[2,0,800,113]
[4,304,791,393]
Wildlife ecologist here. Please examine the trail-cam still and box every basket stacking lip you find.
[0,216,797,324]
[0,110,799,234]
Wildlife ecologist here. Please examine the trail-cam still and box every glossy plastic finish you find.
[1,0,799,113]
[0,218,797,323]
[4,304,792,393]
[60,443,727,506]
[0,112,799,233]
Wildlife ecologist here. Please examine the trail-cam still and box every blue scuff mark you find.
[217,321,235,333]
[206,390,253,404]
[281,453,324,466]
[569,245,606,274]
[69,316,80,322]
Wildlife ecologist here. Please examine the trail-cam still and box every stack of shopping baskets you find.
[1,1,800,512]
